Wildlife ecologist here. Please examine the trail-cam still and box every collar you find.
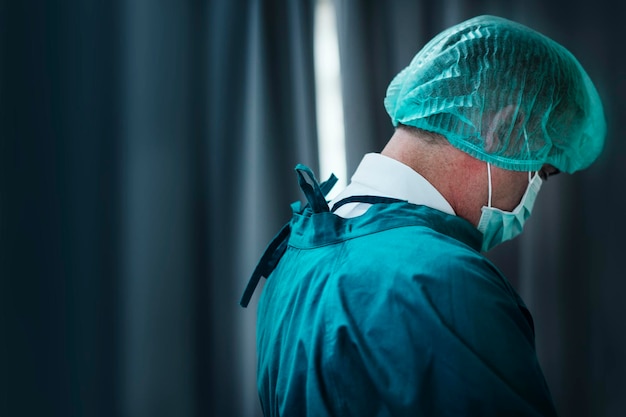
[330,153,456,218]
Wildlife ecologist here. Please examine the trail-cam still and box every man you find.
[241,15,606,416]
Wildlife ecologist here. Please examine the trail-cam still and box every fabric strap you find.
[240,167,408,307]
[331,195,406,213]
[240,165,337,307]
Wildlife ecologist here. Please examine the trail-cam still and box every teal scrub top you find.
[245,166,557,417]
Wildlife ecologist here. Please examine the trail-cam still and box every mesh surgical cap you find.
[384,15,606,173]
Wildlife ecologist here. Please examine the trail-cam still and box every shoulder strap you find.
[295,164,337,213]
[239,223,291,307]
[240,164,337,308]
[331,195,406,213]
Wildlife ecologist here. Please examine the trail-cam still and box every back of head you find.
[384,15,606,174]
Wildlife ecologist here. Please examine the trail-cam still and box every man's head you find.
[384,15,606,175]
[381,15,606,250]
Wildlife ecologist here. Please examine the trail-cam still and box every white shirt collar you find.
[330,153,456,218]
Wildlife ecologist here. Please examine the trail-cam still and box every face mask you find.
[477,163,542,252]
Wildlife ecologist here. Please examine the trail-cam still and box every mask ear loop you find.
[523,128,534,183]
[487,162,493,208]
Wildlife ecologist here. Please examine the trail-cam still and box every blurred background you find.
[1,0,624,416]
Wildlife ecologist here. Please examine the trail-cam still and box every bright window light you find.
[314,0,347,199]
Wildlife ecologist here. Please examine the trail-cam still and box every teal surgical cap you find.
[384,15,606,173]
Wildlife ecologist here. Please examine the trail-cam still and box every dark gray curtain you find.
[335,1,625,417]
[4,1,624,416]
[2,1,316,416]
[2,2,123,416]
[206,1,318,416]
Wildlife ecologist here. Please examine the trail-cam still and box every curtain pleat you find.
[2,1,317,416]
[1,1,123,416]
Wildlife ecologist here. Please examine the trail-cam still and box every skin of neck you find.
[381,127,531,227]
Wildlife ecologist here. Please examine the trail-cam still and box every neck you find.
[381,128,488,226]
